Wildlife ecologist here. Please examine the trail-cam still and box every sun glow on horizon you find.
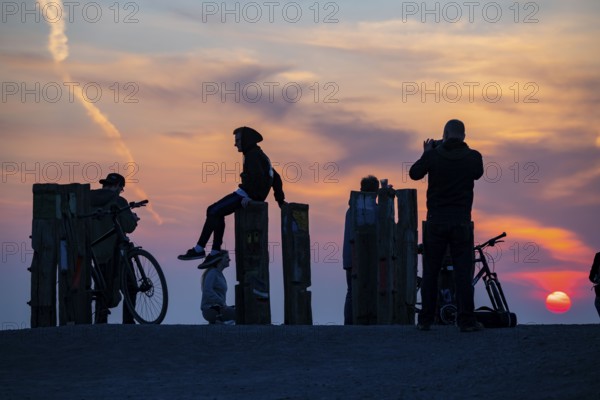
[545,291,571,314]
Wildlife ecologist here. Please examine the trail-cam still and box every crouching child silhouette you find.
[201,251,236,324]
[178,126,285,268]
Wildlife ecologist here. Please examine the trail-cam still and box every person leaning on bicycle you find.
[90,173,140,323]
[409,119,484,333]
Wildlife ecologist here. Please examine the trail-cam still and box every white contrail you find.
[38,0,68,61]
[38,0,162,224]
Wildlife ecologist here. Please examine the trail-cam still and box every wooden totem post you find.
[30,184,60,327]
[56,184,92,325]
[281,202,312,325]
[234,201,271,324]
[350,190,378,325]
[376,186,396,324]
[395,189,418,324]
[30,183,92,327]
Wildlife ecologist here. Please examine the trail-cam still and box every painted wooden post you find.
[30,183,93,327]
[57,184,92,325]
[376,187,395,324]
[30,184,60,328]
[395,189,418,324]
[281,202,312,325]
[350,190,378,325]
[234,201,271,324]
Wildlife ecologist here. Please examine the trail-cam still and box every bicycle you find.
[83,200,168,324]
[472,232,511,314]
[415,232,512,324]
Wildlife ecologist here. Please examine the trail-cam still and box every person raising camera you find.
[409,119,484,332]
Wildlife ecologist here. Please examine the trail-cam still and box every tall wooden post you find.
[57,184,92,325]
[376,188,395,324]
[30,184,60,327]
[350,191,378,325]
[281,202,312,325]
[395,189,418,324]
[30,183,92,327]
[234,201,271,324]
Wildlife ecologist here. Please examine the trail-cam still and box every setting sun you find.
[546,292,572,314]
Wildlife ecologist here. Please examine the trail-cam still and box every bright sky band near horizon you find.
[1,0,599,326]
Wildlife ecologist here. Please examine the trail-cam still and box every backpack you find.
[475,306,517,328]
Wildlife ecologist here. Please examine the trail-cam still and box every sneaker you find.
[460,321,484,333]
[178,248,206,261]
[216,319,236,325]
[416,323,431,331]
[251,277,269,300]
[198,251,225,269]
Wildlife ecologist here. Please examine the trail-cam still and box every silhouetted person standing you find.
[409,119,484,332]
[342,175,379,325]
[589,252,600,318]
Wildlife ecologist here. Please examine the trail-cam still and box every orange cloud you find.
[473,212,594,267]
[507,270,589,302]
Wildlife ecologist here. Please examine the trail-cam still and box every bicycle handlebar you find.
[131,200,149,208]
[475,232,507,250]
[80,199,149,218]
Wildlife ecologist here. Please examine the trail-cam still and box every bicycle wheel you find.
[121,248,168,324]
[486,279,507,313]
[439,304,457,325]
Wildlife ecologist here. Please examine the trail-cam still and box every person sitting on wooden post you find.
[201,251,236,324]
[90,173,139,324]
[178,126,286,268]
[342,175,379,325]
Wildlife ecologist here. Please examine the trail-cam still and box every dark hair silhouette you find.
[360,175,379,192]
[444,119,465,140]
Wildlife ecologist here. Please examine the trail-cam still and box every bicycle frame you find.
[472,232,511,313]
[84,200,148,322]
[415,232,512,318]
[90,212,134,254]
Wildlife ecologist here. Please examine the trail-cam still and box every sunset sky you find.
[1,0,599,327]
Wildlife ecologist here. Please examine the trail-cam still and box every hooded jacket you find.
[201,267,228,311]
[89,188,138,263]
[237,127,285,204]
[409,138,483,222]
